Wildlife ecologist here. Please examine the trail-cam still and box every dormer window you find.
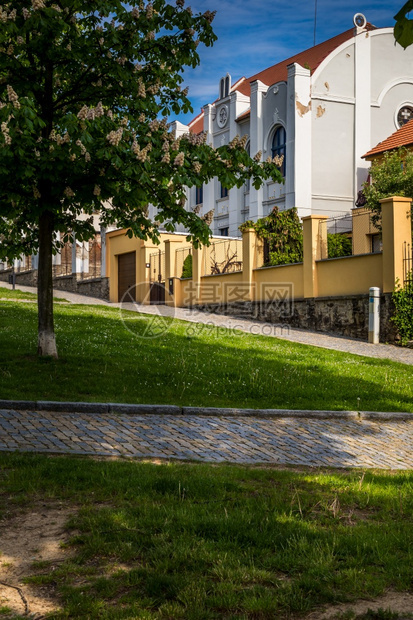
[219,73,231,99]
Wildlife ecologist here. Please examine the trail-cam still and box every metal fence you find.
[318,209,381,259]
[203,238,243,276]
[149,249,165,283]
[79,235,102,280]
[54,241,73,277]
[52,234,102,279]
[14,255,33,273]
[175,246,192,279]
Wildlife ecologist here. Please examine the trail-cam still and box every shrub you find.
[392,275,413,345]
[181,254,193,279]
[327,233,352,258]
[240,206,303,266]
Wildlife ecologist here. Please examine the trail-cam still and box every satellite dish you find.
[353,13,367,29]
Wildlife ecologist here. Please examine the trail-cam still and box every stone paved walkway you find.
[1,409,413,469]
[2,282,413,365]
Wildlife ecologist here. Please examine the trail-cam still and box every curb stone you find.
[108,403,181,415]
[0,400,411,419]
[37,401,109,414]
[0,400,37,410]
[180,407,360,419]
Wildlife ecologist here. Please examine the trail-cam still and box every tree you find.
[0,0,283,358]
[394,1,413,49]
[362,148,413,227]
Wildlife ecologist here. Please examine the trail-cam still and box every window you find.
[219,227,229,236]
[195,185,203,205]
[371,234,382,253]
[219,73,231,99]
[397,105,413,127]
[220,183,228,199]
[271,126,286,176]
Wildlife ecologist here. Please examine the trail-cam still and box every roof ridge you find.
[188,23,378,132]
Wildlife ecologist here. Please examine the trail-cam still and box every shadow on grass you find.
[2,454,413,619]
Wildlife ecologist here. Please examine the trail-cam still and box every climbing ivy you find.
[392,276,413,346]
[240,206,303,266]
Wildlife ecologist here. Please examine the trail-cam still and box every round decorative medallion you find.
[397,105,413,127]
[217,105,228,128]
[353,13,367,28]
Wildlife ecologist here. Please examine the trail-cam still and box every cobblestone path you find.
[1,410,412,469]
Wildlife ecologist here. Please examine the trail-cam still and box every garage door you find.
[118,252,136,302]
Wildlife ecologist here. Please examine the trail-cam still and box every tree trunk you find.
[37,210,58,358]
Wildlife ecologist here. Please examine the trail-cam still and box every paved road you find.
[2,282,413,365]
[1,409,413,469]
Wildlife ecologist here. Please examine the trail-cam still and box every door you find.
[118,252,136,302]
[149,250,166,304]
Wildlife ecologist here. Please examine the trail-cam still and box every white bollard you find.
[368,287,380,344]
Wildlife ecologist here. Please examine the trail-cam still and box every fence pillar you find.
[139,242,158,305]
[71,235,77,274]
[242,228,260,300]
[191,244,204,304]
[302,215,328,298]
[164,239,182,306]
[380,196,412,293]
[100,228,106,277]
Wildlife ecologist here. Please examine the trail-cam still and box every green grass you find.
[0,287,66,302]
[2,454,413,619]
[0,287,37,300]
[0,299,412,411]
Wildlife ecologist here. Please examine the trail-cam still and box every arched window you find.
[271,126,286,177]
[219,78,225,100]
[219,74,231,99]
[196,185,203,205]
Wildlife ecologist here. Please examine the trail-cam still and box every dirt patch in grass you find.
[0,503,76,618]
[305,591,413,619]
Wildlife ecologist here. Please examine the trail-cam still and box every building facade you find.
[163,14,413,238]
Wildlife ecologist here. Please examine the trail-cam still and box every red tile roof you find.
[188,24,375,132]
[188,112,204,134]
[236,26,373,98]
[362,119,413,159]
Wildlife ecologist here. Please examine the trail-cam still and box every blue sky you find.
[176,0,405,125]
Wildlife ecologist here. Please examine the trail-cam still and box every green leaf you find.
[394,16,413,49]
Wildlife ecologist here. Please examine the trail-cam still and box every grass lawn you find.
[0,287,67,302]
[1,454,413,619]
[0,287,37,300]
[0,297,412,411]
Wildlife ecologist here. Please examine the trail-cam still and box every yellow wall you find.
[178,278,197,307]
[106,229,184,303]
[107,198,409,307]
[316,253,383,297]
[253,263,304,300]
[352,208,381,255]
[199,272,244,304]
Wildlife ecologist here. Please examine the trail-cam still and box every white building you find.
[167,14,413,238]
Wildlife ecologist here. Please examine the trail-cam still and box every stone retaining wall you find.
[0,268,109,300]
[195,293,398,343]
